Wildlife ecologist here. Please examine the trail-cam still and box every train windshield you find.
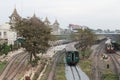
[66,51,71,57]
[74,51,79,56]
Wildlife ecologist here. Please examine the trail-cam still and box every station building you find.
[0,8,64,45]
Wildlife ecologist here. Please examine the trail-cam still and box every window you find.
[4,32,6,36]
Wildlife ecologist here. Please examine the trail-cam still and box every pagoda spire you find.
[53,19,59,25]
[33,13,36,18]
[9,7,21,20]
[44,17,50,26]
[9,7,21,27]
[31,13,43,24]
[31,13,39,20]
[44,17,50,23]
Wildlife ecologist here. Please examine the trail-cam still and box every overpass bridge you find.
[95,32,120,35]
[95,32,120,40]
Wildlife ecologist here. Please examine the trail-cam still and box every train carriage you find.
[105,38,115,53]
[65,42,80,65]
[65,51,79,65]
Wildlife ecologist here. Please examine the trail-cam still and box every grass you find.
[55,55,66,80]
[40,59,53,80]
[102,70,119,80]
[0,60,7,73]
[78,48,93,79]
[79,49,92,59]
[79,59,92,79]
[55,63,66,80]
[41,54,66,80]
[32,59,47,80]
[102,74,118,80]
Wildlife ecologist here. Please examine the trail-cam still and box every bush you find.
[102,74,118,80]
[79,49,92,59]
[0,43,11,55]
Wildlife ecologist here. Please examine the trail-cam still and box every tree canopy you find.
[14,16,54,64]
[73,28,96,58]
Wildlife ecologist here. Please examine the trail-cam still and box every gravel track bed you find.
[0,52,29,80]
[109,54,120,80]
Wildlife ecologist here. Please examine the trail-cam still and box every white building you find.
[0,7,64,45]
[0,23,17,45]
[0,8,20,45]
[44,17,64,35]
[69,24,88,31]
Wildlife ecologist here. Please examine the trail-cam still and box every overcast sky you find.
[0,0,120,30]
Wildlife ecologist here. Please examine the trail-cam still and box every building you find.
[0,7,21,45]
[0,23,17,45]
[68,24,88,33]
[43,17,64,35]
[9,8,21,27]
[0,7,65,45]
[44,17,50,26]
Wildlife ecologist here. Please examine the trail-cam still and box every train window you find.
[74,51,79,56]
[66,52,71,57]
[107,46,110,48]
[112,45,114,47]
[107,45,111,48]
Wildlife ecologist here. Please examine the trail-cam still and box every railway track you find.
[70,66,81,80]
[115,52,120,57]
[13,55,29,79]
[109,54,120,80]
[47,49,65,80]
[0,52,29,80]
[94,41,105,56]
[10,55,29,80]
[0,52,24,79]
[92,41,105,80]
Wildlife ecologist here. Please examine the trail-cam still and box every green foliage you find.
[0,43,11,55]
[14,16,54,64]
[55,35,71,40]
[102,74,118,80]
[55,55,66,80]
[74,29,96,58]
[0,60,7,73]
[2,45,11,55]
[33,62,45,80]
[79,60,92,79]
[77,29,96,47]
[31,57,40,67]
[79,49,92,59]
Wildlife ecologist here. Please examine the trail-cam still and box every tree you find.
[14,16,54,64]
[74,28,96,58]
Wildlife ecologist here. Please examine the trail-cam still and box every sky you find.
[0,0,120,30]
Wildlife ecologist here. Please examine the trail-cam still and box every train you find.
[105,38,115,53]
[105,36,120,53]
[105,38,119,53]
[65,42,79,65]
[65,50,79,65]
